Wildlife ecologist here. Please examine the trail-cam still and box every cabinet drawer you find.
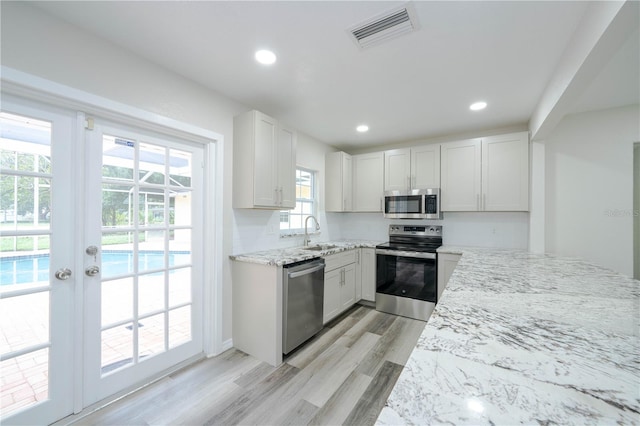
[324,250,357,272]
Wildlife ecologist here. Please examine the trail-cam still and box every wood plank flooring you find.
[68,306,425,426]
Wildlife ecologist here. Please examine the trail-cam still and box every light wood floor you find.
[69,306,426,426]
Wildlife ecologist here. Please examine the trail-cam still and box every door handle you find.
[85,265,100,277]
[55,268,72,280]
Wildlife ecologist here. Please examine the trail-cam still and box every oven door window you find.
[376,253,437,303]
[385,195,423,214]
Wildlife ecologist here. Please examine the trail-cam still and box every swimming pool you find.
[0,251,191,285]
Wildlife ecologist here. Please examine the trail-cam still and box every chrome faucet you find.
[303,215,320,246]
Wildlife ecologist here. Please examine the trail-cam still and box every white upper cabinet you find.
[325,151,352,212]
[482,132,529,211]
[412,144,441,189]
[441,132,529,211]
[277,124,296,208]
[384,148,411,191]
[441,138,482,211]
[233,110,296,209]
[384,144,440,191]
[353,152,384,212]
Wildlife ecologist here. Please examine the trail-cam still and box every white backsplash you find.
[338,211,530,249]
[233,209,529,254]
[231,209,343,254]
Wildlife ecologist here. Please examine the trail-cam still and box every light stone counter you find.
[229,240,381,266]
[377,246,640,425]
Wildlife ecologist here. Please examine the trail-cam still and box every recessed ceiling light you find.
[356,124,369,133]
[470,101,487,111]
[255,49,276,65]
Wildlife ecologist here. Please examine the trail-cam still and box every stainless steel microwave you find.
[383,188,442,220]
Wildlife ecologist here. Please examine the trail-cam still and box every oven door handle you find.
[376,249,436,260]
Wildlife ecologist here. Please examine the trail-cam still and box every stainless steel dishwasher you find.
[282,258,325,354]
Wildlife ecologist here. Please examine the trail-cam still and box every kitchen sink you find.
[302,244,337,251]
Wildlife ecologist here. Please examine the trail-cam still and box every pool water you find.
[0,251,191,285]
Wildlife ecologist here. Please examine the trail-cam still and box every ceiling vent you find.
[349,4,418,49]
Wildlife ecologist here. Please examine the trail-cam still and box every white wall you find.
[1,2,248,345]
[545,104,639,277]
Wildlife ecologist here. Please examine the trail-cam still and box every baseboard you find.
[358,300,375,308]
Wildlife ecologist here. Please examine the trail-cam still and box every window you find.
[280,168,316,234]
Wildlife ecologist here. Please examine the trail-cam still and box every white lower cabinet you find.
[355,250,362,301]
[341,264,356,310]
[324,268,343,323]
[323,250,357,324]
[360,248,376,302]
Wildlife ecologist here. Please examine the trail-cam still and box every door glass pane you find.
[101,324,133,374]
[139,272,165,315]
[0,348,49,416]
[0,176,51,233]
[102,136,134,181]
[101,236,135,279]
[139,233,165,273]
[0,292,49,354]
[169,230,191,266]
[169,149,192,188]
[0,253,49,289]
[0,112,53,417]
[0,112,51,172]
[169,306,191,348]
[138,313,166,359]
[101,278,133,327]
[169,268,191,307]
[171,191,190,226]
[139,143,166,185]
[139,191,166,227]
[101,184,134,229]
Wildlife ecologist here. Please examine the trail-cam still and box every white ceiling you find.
[33,1,638,150]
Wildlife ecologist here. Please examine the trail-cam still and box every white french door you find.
[82,119,204,405]
[1,95,206,424]
[0,96,76,425]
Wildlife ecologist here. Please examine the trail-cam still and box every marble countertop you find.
[377,246,640,425]
[229,240,381,266]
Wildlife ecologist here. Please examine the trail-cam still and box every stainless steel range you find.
[376,225,442,321]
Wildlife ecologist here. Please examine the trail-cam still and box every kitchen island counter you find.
[377,246,640,425]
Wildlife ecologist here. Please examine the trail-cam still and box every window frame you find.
[280,167,317,236]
